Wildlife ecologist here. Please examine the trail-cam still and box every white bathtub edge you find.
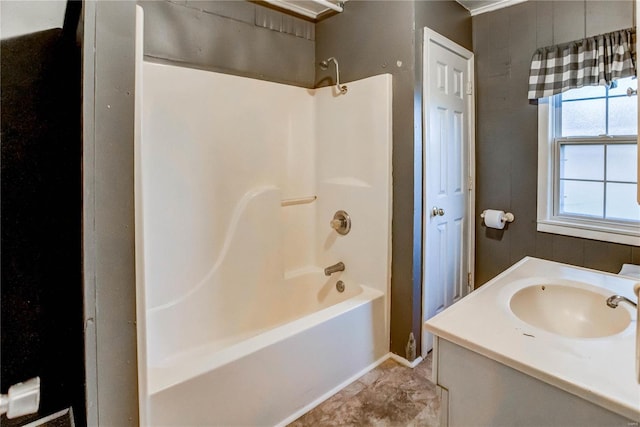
[148,286,384,395]
[274,352,393,427]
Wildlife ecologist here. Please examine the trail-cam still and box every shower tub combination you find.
[134,11,393,425]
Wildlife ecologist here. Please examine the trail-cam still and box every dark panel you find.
[475,228,511,285]
[486,8,510,78]
[140,0,315,87]
[476,138,511,208]
[535,232,555,261]
[473,0,637,287]
[507,60,535,108]
[552,0,585,45]
[586,1,633,37]
[476,74,509,114]
[551,235,585,267]
[507,1,537,61]
[535,1,553,47]
[583,240,632,274]
[83,1,139,424]
[1,29,84,424]
[415,0,472,51]
[632,247,640,265]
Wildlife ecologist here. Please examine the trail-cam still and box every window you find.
[538,76,640,246]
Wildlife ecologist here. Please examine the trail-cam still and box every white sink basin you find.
[510,284,631,338]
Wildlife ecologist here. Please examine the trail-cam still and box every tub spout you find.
[324,262,345,276]
[606,294,637,309]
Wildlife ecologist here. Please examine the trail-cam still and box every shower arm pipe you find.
[321,57,348,94]
[332,57,343,93]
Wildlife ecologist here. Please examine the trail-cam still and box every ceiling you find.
[455,0,527,16]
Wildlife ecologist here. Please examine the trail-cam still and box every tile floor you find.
[288,353,440,426]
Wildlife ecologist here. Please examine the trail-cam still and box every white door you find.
[422,28,475,356]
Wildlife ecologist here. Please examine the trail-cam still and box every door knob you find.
[432,206,445,217]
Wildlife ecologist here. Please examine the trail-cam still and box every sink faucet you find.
[324,262,345,276]
[606,295,638,309]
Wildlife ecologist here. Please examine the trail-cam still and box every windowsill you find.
[537,218,640,246]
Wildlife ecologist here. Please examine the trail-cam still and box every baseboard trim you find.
[389,353,423,368]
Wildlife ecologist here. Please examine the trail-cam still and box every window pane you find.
[561,98,606,136]
[607,144,638,182]
[606,183,640,221]
[608,76,637,97]
[561,84,606,101]
[560,144,604,180]
[559,180,604,217]
[608,96,638,135]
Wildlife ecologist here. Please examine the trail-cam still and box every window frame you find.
[537,97,640,246]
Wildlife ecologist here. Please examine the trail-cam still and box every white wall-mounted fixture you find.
[0,377,40,419]
[481,209,515,230]
[0,0,67,40]
[455,0,527,16]
[262,0,346,20]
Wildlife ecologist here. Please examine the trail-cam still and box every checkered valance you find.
[528,28,636,100]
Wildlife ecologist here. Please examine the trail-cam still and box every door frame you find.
[421,27,476,358]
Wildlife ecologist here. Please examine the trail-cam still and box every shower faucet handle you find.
[330,210,351,235]
[330,219,344,229]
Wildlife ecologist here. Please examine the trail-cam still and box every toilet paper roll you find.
[483,209,506,229]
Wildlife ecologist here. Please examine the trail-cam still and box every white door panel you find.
[422,30,474,355]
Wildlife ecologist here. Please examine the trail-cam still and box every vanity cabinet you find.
[433,338,635,427]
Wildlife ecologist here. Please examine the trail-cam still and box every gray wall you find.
[140,0,315,87]
[83,1,139,425]
[473,0,640,286]
[415,0,472,52]
[316,0,471,357]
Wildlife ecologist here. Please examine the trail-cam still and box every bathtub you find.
[145,271,387,426]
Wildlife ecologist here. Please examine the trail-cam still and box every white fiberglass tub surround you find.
[135,42,392,425]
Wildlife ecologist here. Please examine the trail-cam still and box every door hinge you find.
[466,81,473,95]
[468,177,473,191]
[467,272,473,292]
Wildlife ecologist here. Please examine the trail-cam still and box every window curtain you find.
[528,28,636,100]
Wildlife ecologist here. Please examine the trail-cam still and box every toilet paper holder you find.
[480,210,515,224]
